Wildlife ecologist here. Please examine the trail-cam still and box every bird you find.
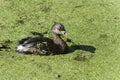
[16,23,68,55]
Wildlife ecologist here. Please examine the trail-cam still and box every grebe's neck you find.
[52,32,68,53]
[52,32,62,44]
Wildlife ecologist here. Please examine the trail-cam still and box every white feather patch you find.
[16,45,29,52]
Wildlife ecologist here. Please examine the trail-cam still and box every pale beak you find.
[61,31,66,35]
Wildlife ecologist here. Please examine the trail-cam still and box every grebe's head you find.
[51,23,66,35]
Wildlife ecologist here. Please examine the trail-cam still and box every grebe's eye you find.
[58,27,61,31]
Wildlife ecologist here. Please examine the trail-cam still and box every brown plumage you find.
[16,23,68,55]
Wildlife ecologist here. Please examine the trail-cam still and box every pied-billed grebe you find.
[16,23,68,55]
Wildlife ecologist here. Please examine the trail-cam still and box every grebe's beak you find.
[61,31,66,35]
[62,31,67,37]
